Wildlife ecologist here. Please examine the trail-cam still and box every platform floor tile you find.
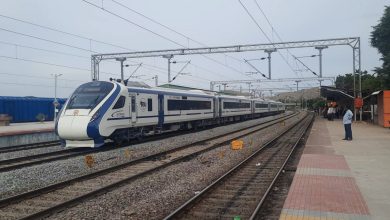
[280,208,371,220]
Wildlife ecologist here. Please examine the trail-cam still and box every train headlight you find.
[90,110,100,122]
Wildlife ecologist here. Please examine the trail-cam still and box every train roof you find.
[217,94,252,100]
[126,85,215,98]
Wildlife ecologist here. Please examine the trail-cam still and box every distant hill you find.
[271,87,321,102]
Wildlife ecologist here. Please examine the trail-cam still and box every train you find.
[56,81,285,148]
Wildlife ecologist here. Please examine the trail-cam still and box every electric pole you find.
[115,57,127,82]
[163,54,174,83]
[264,48,277,79]
[315,46,328,86]
[53,73,62,121]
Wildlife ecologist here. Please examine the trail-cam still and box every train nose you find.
[57,110,92,140]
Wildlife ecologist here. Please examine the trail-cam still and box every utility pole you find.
[295,80,300,92]
[153,75,158,87]
[315,46,328,86]
[163,54,174,83]
[295,80,300,109]
[247,82,252,95]
[264,48,277,79]
[115,57,127,82]
[53,73,62,121]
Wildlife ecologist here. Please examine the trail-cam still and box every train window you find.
[168,100,211,111]
[223,101,250,109]
[67,81,114,109]
[148,98,153,111]
[255,103,269,108]
[113,96,125,109]
[131,96,136,113]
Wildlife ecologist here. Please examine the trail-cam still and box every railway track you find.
[0,112,301,219]
[0,148,98,172]
[164,113,314,220]
[0,141,60,154]
[0,113,294,173]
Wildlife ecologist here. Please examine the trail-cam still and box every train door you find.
[158,94,164,127]
[213,97,219,118]
[219,97,222,118]
[130,94,137,123]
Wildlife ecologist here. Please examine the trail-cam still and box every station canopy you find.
[320,86,354,102]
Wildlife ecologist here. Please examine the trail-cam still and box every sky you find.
[0,0,388,98]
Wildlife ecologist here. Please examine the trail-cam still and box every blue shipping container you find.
[0,96,67,123]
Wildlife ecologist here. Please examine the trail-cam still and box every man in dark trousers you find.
[342,105,353,140]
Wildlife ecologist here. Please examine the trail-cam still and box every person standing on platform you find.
[343,105,353,140]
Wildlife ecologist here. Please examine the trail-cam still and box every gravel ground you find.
[0,112,293,199]
[48,112,305,220]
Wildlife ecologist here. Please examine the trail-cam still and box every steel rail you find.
[249,115,314,219]
[0,141,61,154]
[0,148,99,172]
[164,113,313,219]
[0,113,299,219]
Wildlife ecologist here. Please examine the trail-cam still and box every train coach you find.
[56,81,285,148]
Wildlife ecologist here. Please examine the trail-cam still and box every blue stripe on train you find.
[87,84,121,140]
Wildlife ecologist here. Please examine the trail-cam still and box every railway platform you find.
[280,117,390,220]
[0,121,54,137]
[0,122,56,147]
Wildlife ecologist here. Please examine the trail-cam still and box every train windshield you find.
[67,81,114,109]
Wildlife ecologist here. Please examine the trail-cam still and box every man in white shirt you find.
[342,105,353,140]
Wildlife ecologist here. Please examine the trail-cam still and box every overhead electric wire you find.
[252,0,314,86]
[253,0,283,41]
[0,27,92,53]
[0,81,78,89]
[293,56,318,76]
[0,72,87,83]
[0,55,115,76]
[0,42,211,86]
[1,4,251,88]
[110,0,245,64]
[0,27,213,84]
[238,0,305,79]
[0,40,90,59]
[0,39,165,77]
[0,13,132,51]
[0,9,242,85]
[81,0,248,81]
[0,15,217,83]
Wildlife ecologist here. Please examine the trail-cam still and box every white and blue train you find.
[56,81,285,148]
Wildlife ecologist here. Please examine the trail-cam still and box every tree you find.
[371,6,390,89]
[335,71,382,97]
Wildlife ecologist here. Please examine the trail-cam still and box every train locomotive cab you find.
[56,81,126,148]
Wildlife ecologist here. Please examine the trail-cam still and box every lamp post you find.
[53,73,62,121]
[162,54,174,83]
[315,46,328,86]
[264,48,277,79]
[115,57,127,82]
